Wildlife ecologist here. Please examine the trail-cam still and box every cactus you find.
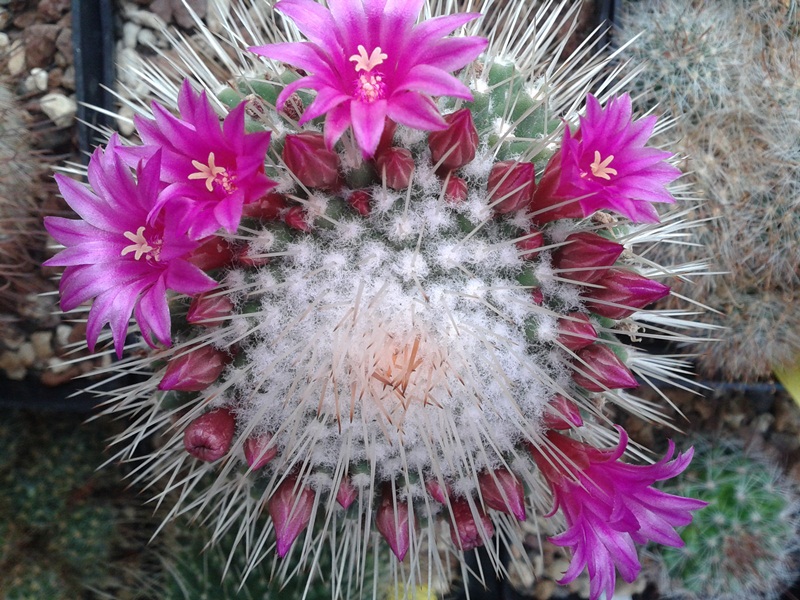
[43,0,714,598]
[650,438,800,600]
[617,0,800,380]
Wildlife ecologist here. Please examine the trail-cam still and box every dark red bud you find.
[244,433,278,470]
[426,480,452,504]
[242,192,288,221]
[183,408,236,462]
[529,152,584,223]
[516,229,544,260]
[449,498,494,551]
[488,160,536,214]
[187,292,234,328]
[336,477,358,509]
[477,468,526,521]
[444,175,469,204]
[283,131,340,190]
[530,288,544,305]
[551,232,624,284]
[284,205,311,232]
[572,344,639,391]
[188,236,235,271]
[347,189,372,217]
[556,312,598,352]
[583,268,671,319]
[542,394,584,430]
[428,108,479,172]
[158,345,230,392]
[376,147,415,190]
[375,488,412,561]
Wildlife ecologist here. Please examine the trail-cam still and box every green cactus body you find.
[654,441,800,600]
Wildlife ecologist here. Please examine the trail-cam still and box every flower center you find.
[189,152,237,193]
[349,45,387,73]
[589,151,617,180]
[349,45,388,103]
[121,226,157,261]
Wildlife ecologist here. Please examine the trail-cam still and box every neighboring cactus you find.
[650,439,800,600]
[617,0,800,380]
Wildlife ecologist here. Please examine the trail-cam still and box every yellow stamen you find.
[349,45,388,72]
[188,152,227,192]
[121,226,154,260]
[590,150,618,180]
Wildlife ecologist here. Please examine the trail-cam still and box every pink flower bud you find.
[542,394,584,430]
[425,480,452,504]
[244,433,278,470]
[556,312,598,352]
[428,108,478,172]
[529,153,584,223]
[347,189,372,217]
[268,475,316,558]
[284,205,311,232]
[478,468,526,521]
[531,288,544,306]
[188,236,235,271]
[444,175,468,204]
[551,232,624,284]
[375,488,412,561]
[516,229,544,260]
[282,131,340,190]
[183,408,236,462]
[448,498,494,551]
[487,160,536,214]
[376,147,415,190]
[336,477,358,509]
[583,268,671,319]
[572,344,638,392]
[187,292,233,327]
[242,191,288,221]
[158,345,230,392]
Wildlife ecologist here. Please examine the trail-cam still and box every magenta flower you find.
[44,136,217,357]
[124,80,275,239]
[250,0,488,157]
[532,94,681,223]
[529,428,705,600]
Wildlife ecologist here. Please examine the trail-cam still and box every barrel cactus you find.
[43,1,711,598]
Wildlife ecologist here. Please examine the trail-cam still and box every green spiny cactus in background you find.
[0,82,50,317]
[651,439,800,600]
[617,0,800,380]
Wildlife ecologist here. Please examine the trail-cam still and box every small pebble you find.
[17,342,35,368]
[31,331,54,361]
[7,40,25,76]
[40,92,77,127]
[23,67,48,92]
[122,21,141,49]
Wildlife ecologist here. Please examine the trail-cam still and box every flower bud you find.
[478,468,526,521]
[244,433,278,470]
[583,269,671,319]
[376,147,415,190]
[336,477,358,509]
[572,344,638,392]
[284,205,311,232]
[268,475,316,558]
[556,312,597,352]
[542,394,584,430]
[551,232,624,284]
[188,236,235,271]
[529,152,584,223]
[283,131,340,190]
[426,480,452,504]
[187,292,233,327]
[428,108,478,171]
[444,175,468,204]
[158,345,230,392]
[242,191,288,221]
[347,189,372,217]
[183,408,236,462]
[375,488,412,561]
[487,160,536,214]
[449,498,494,551]
[516,229,544,260]
[531,288,544,306]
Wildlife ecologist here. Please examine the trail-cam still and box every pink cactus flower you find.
[529,429,706,600]
[44,136,217,357]
[250,0,488,157]
[532,94,681,223]
[125,80,275,239]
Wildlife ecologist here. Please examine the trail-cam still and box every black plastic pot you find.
[72,0,116,159]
